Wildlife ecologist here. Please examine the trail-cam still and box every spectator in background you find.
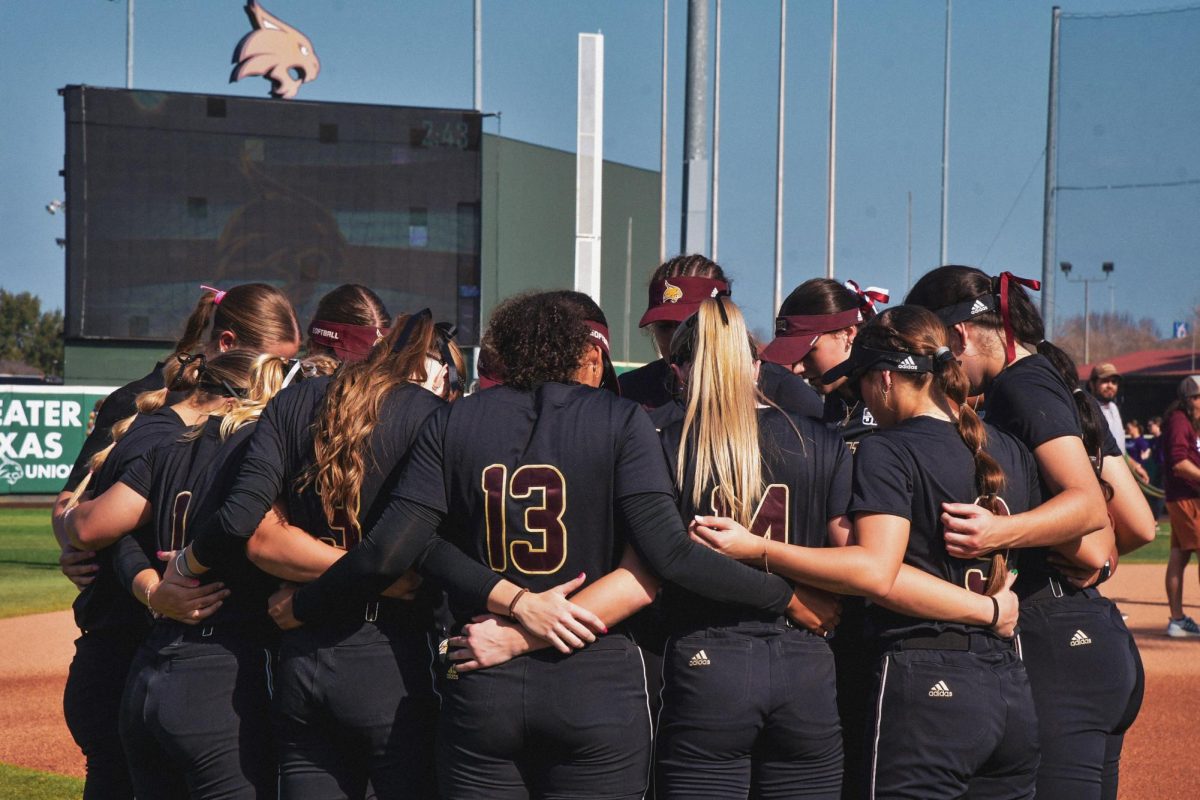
[1144,416,1167,519]
[1090,362,1150,484]
[1163,375,1200,637]
[1127,419,1152,468]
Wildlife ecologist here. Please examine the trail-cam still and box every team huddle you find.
[51,258,1153,800]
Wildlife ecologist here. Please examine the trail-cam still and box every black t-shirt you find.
[849,416,1040,642]
[659,407,853,630]
[119,417,278,629]
[71,406,187,632]
[822,392,879,453]
[63,363,185,493]
[619,358,823,420]
[982,354,1116,595]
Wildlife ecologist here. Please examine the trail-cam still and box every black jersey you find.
[187,376,329,569]
[849,416,1040,642]
[619,358,823,420]
[117,416,279,628]
[284,382,444,547]
[982,354,1118,594]
[658,407,853,630]
[63,363,185,493]
[72,406,187,632]
[822,392,879,452]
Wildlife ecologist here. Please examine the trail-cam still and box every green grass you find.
[0,509,78,619]
[0,763,82,799]
[1121,520,1174,564]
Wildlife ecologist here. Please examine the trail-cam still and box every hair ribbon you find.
[200,284,227,305]
[844,280,890,317]
[994,272,1041,364]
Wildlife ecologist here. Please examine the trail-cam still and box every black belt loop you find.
[201,625,214,638]
[1050,576,1064,599]
[364,602,379,623]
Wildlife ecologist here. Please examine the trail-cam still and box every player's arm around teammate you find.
[907,266,1147,800]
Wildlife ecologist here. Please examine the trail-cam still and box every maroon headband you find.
[639,276,731,327]
[760,308,864,366]
[308,320,387,363]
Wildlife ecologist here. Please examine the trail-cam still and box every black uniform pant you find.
[867,634,1039,800]
[830,597,871,800]
[655,623,843,800]
[274,613,439,800]
[63,625,146,800]
[1017,588,1144,800]
[437,633,651,800]
[119,622,277,799]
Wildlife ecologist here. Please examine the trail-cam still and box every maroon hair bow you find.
[995,272,1042,363]
[844,280,889,318]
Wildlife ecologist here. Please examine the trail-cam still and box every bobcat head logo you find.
[0,456,22,487]
[662,280,684,304]
[230,1,320,99]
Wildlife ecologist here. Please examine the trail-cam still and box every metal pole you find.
[773,0,787,315]
[1192,307,1197,371]
[711,0,722,261]
[1041,7,1062,338]
[126,0,134,89]
[938,0,951,265]
[906,191,913,292]
[825,0,838,279]
[659,0,669,263]
[1109,285,1115,315]
[473,0,482,111]
[625,217,633,363]
[681,0,710,254]
[1083,279,1090,365]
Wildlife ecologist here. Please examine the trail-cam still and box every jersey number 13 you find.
[482,464,568,575]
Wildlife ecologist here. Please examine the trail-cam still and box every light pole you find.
[1059,261,1113,365]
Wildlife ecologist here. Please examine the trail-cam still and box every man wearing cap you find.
[620,256,822,420]
[1163,375,1200,637]
[1089,362,1149,484]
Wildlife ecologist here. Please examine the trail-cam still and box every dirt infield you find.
[1,564,1198,796]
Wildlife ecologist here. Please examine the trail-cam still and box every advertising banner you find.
[0,385,117,494]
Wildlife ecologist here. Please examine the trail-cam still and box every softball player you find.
[757,276,886,799]
[66,350,291,798]
[276,290,803,799]
[653,297,851,799]
[620,254,823,419]
[907,266,1153,799]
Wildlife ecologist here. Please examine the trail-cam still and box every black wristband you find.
[989,595,1000,628]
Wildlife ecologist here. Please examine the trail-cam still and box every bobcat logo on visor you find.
[662,280,684,304]
[231,1,321,99]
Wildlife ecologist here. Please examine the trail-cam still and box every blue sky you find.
[2,0,1197,339]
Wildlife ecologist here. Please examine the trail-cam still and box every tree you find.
[0,289,64,377]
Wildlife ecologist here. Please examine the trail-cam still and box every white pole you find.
[659,0,669,263]
[126,0,134,89]
[625,217,633,362]
[939,0,951,265]
[473,0,482,111]
[712,0,722,261]
[825,0,838,279]
[773,0,787,316]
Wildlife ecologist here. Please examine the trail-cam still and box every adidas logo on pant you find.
[928,680,953,697]
[1070,630,1092,647]
[688,650,711,667]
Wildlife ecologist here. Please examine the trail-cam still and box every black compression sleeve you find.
[291,498,443,624]
[189,406,290,569]
[416,536,503,611]
[619,492,793,614]
[112,533,155,595]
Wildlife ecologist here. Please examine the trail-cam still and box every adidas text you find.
[897,356,918,370]
[1070,630,1092,647]
[688,650,711,667]
[928,680,953,697]
[970,299,989,315]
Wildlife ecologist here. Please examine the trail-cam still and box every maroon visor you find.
[308,320,387,363]
[638,277,731,327]
[760,308,863,366]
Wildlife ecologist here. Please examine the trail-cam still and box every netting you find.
[63,87,483,345]
[1054,5,1200,326]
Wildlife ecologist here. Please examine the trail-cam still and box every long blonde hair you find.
[672,298,764,527]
